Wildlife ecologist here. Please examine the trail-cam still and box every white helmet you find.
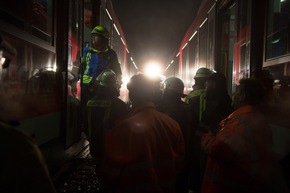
[194,68,213,79]
[94,69,120,88]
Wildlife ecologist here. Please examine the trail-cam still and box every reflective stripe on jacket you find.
[82,46,121,85]
[185,89,206,121]
[86,96,127,159]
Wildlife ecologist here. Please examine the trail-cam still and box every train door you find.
[263,0,290,118]
[218,2,237,95]
[65,0,84,148]
[218,0,252,95]
[208,4,216,71]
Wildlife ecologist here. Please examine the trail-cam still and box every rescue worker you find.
[200,78,289,193]
[156,77,194,193]
[184,67,213,193]
[196,72,233,193]
[86,69,128,162]
[81,25,122,108]
[200,72,233,135]
[0,35,56,193]
[254,69,290,188]
[185,67,213,122]
[99,73,185,193]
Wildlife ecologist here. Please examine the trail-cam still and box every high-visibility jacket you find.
[100,102,185,193]
[200,105,276,193]
[82,46,122,85]
[185,88,207,193]
[185,88,207,122]
[86,94,128,159]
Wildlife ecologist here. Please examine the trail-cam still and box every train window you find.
[219,2,238,94]
[266,0,290,59]
[208,4,216,71]
[199,19,208,68]
[263,62,290,100]
[1,1,54,44]
[0,32,58,119]
[188,31,198,89]
[182,44,189,89]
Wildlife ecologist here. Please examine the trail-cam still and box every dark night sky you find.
[111,0,202,72]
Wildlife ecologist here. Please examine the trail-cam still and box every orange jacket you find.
[101,102,185,193]
[201,105,275,193]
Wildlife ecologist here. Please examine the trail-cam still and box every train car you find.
[0,0,135,176]
[165,0,290,100]
[166,0,290,181]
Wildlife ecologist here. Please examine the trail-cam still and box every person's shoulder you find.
[0,122,28,144]
[108,48,120,59]
[0,121,40,159]
[83,46,90,53]
[154,109,181,126]
[112,97,128,108]
[187,89,205,98]
[106,47,116,54]
[107,47,116,52]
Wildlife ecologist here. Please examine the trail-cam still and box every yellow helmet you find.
[91,25,109,39]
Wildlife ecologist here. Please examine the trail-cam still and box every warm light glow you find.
[122,76,130,86]
[0,57,6,65]
[144,61,162,78]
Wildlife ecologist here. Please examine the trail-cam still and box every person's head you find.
[127,73,155,107]
[232,78,266,109]
[253,69,274,92]
[93,69,120,96]
[162,77,186,99]
[194,67,213,87]
[90,25,109,49]
[206,72,227,95]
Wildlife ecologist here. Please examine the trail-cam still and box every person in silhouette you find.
[99,73,185,193]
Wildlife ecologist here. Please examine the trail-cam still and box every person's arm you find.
[200,117,243,163]
[107,49,122,83]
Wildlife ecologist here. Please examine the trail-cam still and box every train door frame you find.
[216,0,238,95]
[64,0,85,149]
[216,0,266,95]
[262,0,290,102]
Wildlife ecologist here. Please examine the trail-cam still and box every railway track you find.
[54,146,101,193]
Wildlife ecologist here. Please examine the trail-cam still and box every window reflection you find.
[266,0,290,59]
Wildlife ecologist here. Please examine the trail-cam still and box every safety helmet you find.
[95,69,119,88]
[127,73,156,100]
[163,77,186,97]
[194,67,213,79]
[91,25,109,39]
[127,73,154,91]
